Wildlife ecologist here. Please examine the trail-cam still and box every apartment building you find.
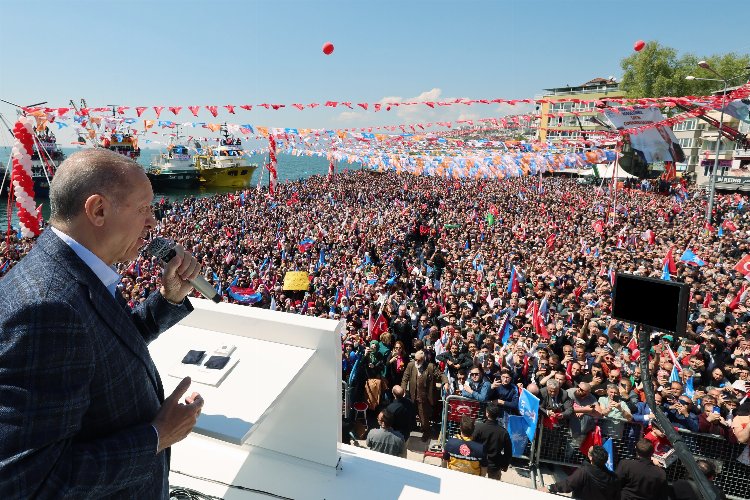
[538,77,624,146]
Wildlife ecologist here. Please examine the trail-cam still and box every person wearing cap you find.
[488,369,519,417]
[401,350,449,442]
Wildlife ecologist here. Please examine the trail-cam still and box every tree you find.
[620,41,750,98]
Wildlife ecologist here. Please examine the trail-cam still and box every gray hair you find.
[546,379,560,389]
[50,148,143,223]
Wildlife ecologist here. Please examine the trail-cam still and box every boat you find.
[192,125,256,188]
[29,128,63,197]
[97,104,141,160]
[146,139,200,190]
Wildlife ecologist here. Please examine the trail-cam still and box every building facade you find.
[538,78,624,146]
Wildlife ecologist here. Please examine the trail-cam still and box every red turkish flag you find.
[370,313,388,340]
[734,255,750,276]
[592,220,604,233]
[546,234,556,251]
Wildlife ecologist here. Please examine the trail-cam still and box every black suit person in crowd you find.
[0,149,204,498]
[387,385,416,441]
[545,445,620,500]
[471,402,512,480]
[616,438,669,500]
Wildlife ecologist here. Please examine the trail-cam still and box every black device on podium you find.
[612,273,717,500]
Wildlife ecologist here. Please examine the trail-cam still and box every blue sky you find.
[1,0,749,147]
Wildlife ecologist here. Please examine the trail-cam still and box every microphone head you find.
[143,237,174,261]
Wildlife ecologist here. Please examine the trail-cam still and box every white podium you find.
[149,299,553,499]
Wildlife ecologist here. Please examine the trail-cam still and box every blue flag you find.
[228,288,262,304]
[680,248,705,267]
[603,438,615,471]
[518,389,540,441]
[499,314,512,345]
[670,366,681,383]
[507,416,529,457]
[718,226,724,237]
[661,262,671,281]
[684,376,695,398]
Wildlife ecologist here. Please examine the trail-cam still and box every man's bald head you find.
[392,385,404,399]
[49,148,143,224]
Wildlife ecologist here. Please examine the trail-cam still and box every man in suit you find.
[471,402,513,480]
[401,350,449,442]
[616,438,669,500]
[0,149,204,499]
[386,385,416,441]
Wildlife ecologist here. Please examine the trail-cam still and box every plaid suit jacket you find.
[0,229,192,499]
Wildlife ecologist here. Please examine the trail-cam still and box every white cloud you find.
[332,88,536,129]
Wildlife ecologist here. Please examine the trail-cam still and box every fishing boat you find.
[104,104,141,159]
[192,125,256,188]
[146,139,200,189]
[102,129,141,159]
[28,128,63,197]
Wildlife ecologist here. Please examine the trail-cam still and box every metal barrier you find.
[533,417,749,500]
[664,429,750,500]
[437,395,537,485]
[341,380,350,419]
[428,396,750,499]
[535,418,643,473]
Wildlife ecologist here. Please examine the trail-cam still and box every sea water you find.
[0,147,353,226]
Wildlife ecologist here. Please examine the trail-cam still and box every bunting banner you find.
[21,82,750,138]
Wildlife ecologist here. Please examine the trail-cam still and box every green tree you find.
[620,41,750,98]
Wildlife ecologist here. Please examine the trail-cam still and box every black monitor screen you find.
[612,273,689,335]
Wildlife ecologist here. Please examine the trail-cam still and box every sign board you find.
[716,175,750,185]
[604,107,683,163]
[283,271,310,291]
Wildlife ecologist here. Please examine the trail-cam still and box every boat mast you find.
[69,99,97,146]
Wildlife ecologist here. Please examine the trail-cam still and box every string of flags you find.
[19,82,750,138]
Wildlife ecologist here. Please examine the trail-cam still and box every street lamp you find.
[685,61,728,223]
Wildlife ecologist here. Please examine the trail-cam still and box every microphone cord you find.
[170,469,294,500]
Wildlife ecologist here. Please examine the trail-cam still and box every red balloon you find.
[322,42,334,55]
[633,40,645,52]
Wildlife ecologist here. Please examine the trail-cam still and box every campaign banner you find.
[604,107,684,163]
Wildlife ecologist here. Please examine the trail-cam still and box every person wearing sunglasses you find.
[462,369,491,402]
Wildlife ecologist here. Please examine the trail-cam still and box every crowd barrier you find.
[342,380,350,419]
[534,419,643,471]
[664,428,750,500]
[435,398,750,499]
[438,395,537,485]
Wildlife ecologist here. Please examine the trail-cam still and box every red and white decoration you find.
[266,135,278,197]
[11,117,42,238]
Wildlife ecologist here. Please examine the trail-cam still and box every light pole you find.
[686,61,728,223]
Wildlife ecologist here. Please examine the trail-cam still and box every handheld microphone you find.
[143,237,222,304]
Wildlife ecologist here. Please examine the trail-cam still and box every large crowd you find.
[2,169,750,472]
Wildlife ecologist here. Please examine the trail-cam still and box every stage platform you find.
[149,299,553,499]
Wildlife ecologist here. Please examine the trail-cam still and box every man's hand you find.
[152,377,204,453]
[160,244,201,303]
